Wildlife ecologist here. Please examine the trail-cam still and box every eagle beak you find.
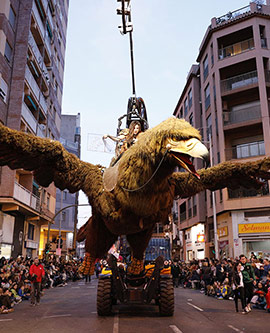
[167,138,209,179]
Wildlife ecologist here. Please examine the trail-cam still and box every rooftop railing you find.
[216,5,251,25]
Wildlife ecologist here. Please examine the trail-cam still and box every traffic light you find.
[57,236,63,248]
[45,242,51,254]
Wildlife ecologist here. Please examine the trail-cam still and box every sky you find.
[61,0,252,226]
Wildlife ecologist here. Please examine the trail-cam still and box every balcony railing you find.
[45,35,52,57]
[37,124,46,137]
[21,102,37,132]
[220,70,258,93]
[223,103,261,126]
[218,38,254,60]
[228,181,269,199]
[14,181,40,211]
[225,141,265,160]
[216,5,250,25]
[25,65,40,100]
[29,31,43,66]
[25,66,47,114]
[32,0,45,38]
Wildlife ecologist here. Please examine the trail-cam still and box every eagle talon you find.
[78,253,95,276]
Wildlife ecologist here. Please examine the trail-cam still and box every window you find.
[189,113,193,126]
[203,55,209,81]
[4,41,12,63]
[193,196,197,216]
[46,193,50,210]
[210,43,214,65]
[9,6,16,30]
[213,75,216,101]
[179,107,183,118]
[25,95,38,113]
[184,98,188,117]
[204,84,210,110]
[28,224,35,240]
[219,189,223,202]
[217,152,220,163]
[207,114,212,141]
[188,198,192,218]
[0,77,8,103]
[188,89,192,108]
[180,202,186,221]
[36,0,45,20]
[46,21,53,40]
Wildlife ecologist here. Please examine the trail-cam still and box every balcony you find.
[218,38,254,60]
[29,31,43,65]
[13,181,40,211]
[25,66,47,114]
[25,65,40,100]
[37,124,46,137]
[47,4,54,31]
[225,141,265,160]
[223,103,261,126]
[32,0,45,38]
[21,102,37,132]
[45,35,52,57]
[228,181,269,199]
[220,70,258,94]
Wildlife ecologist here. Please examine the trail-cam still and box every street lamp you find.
[208,134,219,260]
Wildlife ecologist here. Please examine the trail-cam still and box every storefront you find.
[185,223,205,261]
[0,212,15,259]
[238,222,270,259]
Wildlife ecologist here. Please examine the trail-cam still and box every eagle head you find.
[140,117,210,180]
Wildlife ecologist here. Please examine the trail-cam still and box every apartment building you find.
[0,0,69,259]
[40,113,81,258]
[174,1,270,261]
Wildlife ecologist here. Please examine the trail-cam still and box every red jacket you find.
[29,263,45,283]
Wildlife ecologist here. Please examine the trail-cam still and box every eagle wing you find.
[0,123,103,195]
[171,158,270,198]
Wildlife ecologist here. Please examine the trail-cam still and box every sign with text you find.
[217,226,228,238]
[238,223,270,234]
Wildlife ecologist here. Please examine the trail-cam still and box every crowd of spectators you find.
[0,255,82,314]
[170,255,270,313]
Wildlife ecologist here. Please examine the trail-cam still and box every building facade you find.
[40,113,81,258]
[0,0,69,259]
[174,1,270,261]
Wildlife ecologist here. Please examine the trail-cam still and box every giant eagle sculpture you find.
[1,118,270,274]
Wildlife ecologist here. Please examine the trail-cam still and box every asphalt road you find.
[0,278,269,333]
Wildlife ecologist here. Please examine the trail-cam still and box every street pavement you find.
[0,278,269,333]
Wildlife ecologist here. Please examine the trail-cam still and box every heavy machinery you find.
[97,255,174,316]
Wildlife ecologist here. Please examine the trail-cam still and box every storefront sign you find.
[217,226,228,238]
[25,241,38,249]
[238,223,270,234]
[197,234,205,242]
[218,240,228,250]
